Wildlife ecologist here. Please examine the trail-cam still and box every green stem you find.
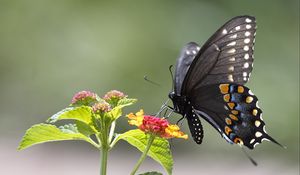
[108,121,116,143]
[99,118,110,175]
[130,135,155,175]
[100,146,109,175]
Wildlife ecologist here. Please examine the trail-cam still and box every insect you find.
[168,15,283,149]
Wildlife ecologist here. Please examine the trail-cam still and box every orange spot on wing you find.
[237,86,244,93]
[225,118,232,125]
[223,94,230,102]
[227,102,235,109]
[219,84,229,94]
[225,126,232,135]
[234,137,244,145]
[246,96,254,103]
[252,109,258,116]
[231,110,239,115]
[229,114,239,121]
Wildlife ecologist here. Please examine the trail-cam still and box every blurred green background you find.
[0,0,299,174]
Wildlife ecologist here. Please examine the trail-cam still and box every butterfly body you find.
[169,15,282,149]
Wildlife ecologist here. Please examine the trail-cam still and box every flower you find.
[127,110,188,139]
[103,90,127,106]
[92,101,111,113]
[164,125,188,139]
[127,109,144,126]
[71,90,98,106]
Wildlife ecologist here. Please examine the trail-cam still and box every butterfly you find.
[168,15,283,149]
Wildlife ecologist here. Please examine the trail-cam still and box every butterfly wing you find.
[190,83,282,149]
[181,15,256,95]
[174,42,200,95]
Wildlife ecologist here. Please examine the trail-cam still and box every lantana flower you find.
[71,90,98,106]
[103,90,127,107]
[92,101,111,114]
[127,109,188,139]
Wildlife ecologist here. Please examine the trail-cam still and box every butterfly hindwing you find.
[190,83,281,149]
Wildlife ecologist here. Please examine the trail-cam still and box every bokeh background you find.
[0,0,299,175]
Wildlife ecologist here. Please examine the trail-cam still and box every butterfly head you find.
[169,91,191,115]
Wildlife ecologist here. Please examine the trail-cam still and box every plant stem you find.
[130,135,155,175]
[108,121,116,143]
[99,119,109,175]
[100,146,109,175]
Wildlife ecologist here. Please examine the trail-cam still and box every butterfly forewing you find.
[182,16,256,95]
[174,42,200,95]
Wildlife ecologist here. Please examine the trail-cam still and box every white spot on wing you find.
[192,50,197,54]
[263,125,267,133]
[196,46,200,51]
[229,66,234,71]
[228,74,234,82]
[246,24,252,29]
[227,41,236,46]
[229,57,235,61]
[224,105,228,110]
[255,120,261,127]
[248,90,254,95]
[255,132,263,137]
[244,38,250,44]
[244,62,249,68]
[245,18,252,23]
[262,138,270,142]
[222,29,228,34]
[227,48,236,53]
[235,26,241,30]
[243,45,249,51]
[243,72,248,77]
[244,53,249,60]
[229,34,237,39]
[245,31,251,37]
[186,50,190,55]
[256,101,260,108]
[250,139,255,144]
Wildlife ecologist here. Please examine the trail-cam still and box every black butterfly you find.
[169,15,282,149]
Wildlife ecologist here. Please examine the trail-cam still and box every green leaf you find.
[18,124,98,150]
[117,98,137,108]
[117,129,173,175]
[138,172,163,175]
[76,121,96,136]
[107,106,122,120]
[47,106,93,125]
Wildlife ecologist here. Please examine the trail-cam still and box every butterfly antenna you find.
[144,75,160,86]
[169,65,174,91]
[241,147,258,166]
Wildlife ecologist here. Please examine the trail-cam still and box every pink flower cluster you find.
[71,91,97,105]
[103,90,127,101]
[92,102,111,113]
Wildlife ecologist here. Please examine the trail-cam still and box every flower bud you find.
[92,101,111,114]
[103,90,127,106]
[71,91,98,106]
